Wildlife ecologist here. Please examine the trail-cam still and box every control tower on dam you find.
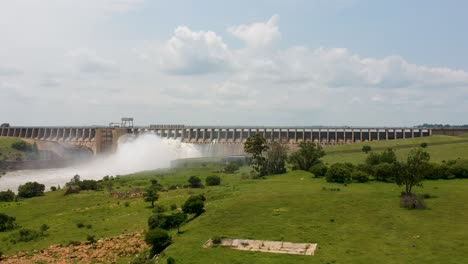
[0,124,447,155]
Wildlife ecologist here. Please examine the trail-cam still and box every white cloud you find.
[158,26,233,75]
[67,50,120,75]
[228,15,281,48]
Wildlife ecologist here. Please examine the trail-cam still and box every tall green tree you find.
[265,141,288,175]
[395,148,431,194]
[144,185,160,208]
[244,133,269,176]
[289,142,325,171]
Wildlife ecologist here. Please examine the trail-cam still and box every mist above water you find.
[0,134,202,192]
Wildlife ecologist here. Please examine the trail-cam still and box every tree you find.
[244,133,269,176]
[289,142,325,171]
[0,189,15,202]
[351,170,369,183]
[144,185,160,208]
[17,182,45,198]
[188,176,202,188]
[362,145,372,153]
[144,228,171,256]
[205,175,221,186]
[395,148,431,194]
[379,148,397,164]
[365,152,381,166]
[167,212,186,233]
[265,141,288,175]
[182,195,205,216]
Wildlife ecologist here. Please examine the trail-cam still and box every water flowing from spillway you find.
[0,134,202,192]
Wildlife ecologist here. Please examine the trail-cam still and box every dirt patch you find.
[204,238,317,256]
[1,231,149,264]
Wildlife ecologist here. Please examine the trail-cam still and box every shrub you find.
[78,180,101,191]
[188,176,202,188]
[309,162,328,177]
[420,142,428,148]
[362,145,372,153]
[182,195,205,216]
[76,222,85,228]
[351,170,369,183]
[223,162,239,173]
[152,204,166,213]
[50,186,57,191]
[373,163,395,182]
[167,256,176,264]
[17,182,45,198]
[0,189,15,202]
[170,204,177,210]
[64,187,80,195]
[11,141,32,152]
[212,236,223,245]
[86,234,97,244]
[0,213,17,232]
[325,163,353,183]
[144,228,171,255]
[7,228,42,243]
[124,201,130,207]
[205,175,221,186]
[400,193,426,209]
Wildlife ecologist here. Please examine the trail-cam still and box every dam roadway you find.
[0,125,466,155]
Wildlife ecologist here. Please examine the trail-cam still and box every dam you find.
[1,123,461,156]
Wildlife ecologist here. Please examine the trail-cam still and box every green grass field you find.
[322,135,468,164]
[1,135,468,263]
[1,169,468,263]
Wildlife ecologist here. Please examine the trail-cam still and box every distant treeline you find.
[416,124,468,128]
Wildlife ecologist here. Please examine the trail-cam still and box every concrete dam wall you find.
[1,125,464,156]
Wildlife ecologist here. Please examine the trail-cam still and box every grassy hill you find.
[1,167,468,263]
[0,137,27,160]
[322,135,468,164]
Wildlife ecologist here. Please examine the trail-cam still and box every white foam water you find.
[0,134,202,192]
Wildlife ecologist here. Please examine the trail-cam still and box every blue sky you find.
[0,0,467,126]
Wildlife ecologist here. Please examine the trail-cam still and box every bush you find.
[144,228,171,255]
[170,204,177,210]
[0,189,15,202]
[0,213,17,232]
[50,186,57,191]
[167,256,176,264]
[148,214,166,230]
[325,163,354,183]
[420,142,428,148]
[223,162,239,173]
[76,222,85,228]
[152,204,166,213]
[17,182,45,198]
[182,195,205,216]
[351,170,369,183]
[188,176,202,188]
[400,193,426,209]
[205,175,221,186]
[362,145,372,153]
[309,162,328,177]
[373,163,395,182]
[7,228,42,243]
[212,236,223,245]
[11,141,32,152]
[78,180,101,191]
[64,187,80,195]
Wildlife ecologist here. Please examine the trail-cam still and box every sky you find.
[1,0,467,127]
